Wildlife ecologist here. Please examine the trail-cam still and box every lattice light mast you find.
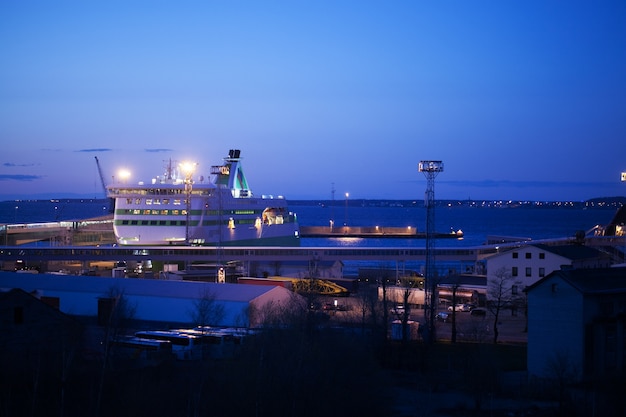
[419,160,444,341]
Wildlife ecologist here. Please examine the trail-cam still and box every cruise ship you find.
[107,149,300,246]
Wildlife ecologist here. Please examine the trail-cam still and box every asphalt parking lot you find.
[433,308,528,343]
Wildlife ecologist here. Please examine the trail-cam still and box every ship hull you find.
[108,149,300,247]
[112,195,300,246]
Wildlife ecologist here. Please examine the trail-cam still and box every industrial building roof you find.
[0,271,282,303]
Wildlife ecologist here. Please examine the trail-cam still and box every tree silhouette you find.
[486,267,521,344]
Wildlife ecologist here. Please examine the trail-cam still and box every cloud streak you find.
[76,148,113,153]
[0,174,44,182]
[3,163,37,167]
[145,148,174,153]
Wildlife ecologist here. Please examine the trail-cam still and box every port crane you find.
[94,156,114,213]
[94,156,107,198]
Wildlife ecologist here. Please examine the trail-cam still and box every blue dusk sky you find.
[1,1,625,202]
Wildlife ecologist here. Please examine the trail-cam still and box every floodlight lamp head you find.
[418,160,444,173]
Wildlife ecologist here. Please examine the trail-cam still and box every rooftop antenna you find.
[419,160,444,343]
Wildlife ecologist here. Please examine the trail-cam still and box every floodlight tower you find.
[180,161,197,245]
[419,160,444,342]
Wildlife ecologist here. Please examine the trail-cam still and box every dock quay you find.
[299,225,463,239]
[0,217,463,246]
[0,244,493,278]
[1,217,624,278]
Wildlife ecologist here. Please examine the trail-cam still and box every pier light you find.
[418,160,444,173]
[179,161,197,245]
[180,161,197,179]
[344,192,349,226]
[118,169,131,184]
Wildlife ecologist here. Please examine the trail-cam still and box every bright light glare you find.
[180,162,197,176]
[118,169,131,182]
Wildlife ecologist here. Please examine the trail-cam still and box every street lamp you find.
[344,192,349,226]
[180,162,197,245]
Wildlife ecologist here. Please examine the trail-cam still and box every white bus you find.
[134,330,203,360]
[111,336,174,363]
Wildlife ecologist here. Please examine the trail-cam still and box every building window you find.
[525,267,532,277]
[539,267,545,277]
[512,285,519,295]
[539,252,545,259]
[14,306,24,324]
[525,252,531,259]
[512,252,518,259]
[512,267,518,277]
[551,283,558,293]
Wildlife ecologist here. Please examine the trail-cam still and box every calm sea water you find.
[0,198,617,248]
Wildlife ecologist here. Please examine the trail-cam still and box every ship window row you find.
[115,189,211,197]
[126,197,183,206]
[116,219,258,227]
[125,196,219,206]
[119,220,188,226]
[119,208,263,217]
[123,209,186,216]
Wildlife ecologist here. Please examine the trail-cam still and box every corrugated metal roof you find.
[0,271,280,303]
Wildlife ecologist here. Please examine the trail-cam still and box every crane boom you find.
[94,156,115,213]
[94,156,108,198]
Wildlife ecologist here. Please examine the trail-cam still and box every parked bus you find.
[134,330,202,360]
[111,336,174,364]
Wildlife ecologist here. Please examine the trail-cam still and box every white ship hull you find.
[108,149,300,246]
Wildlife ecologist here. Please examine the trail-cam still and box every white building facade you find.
[484,244,612,300]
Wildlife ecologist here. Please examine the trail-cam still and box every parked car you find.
[390,304,406,315]
[470,308,487,317]
[436,312,452,322]
[447,303,471,312]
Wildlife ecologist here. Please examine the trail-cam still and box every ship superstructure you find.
[107,149,299,246]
